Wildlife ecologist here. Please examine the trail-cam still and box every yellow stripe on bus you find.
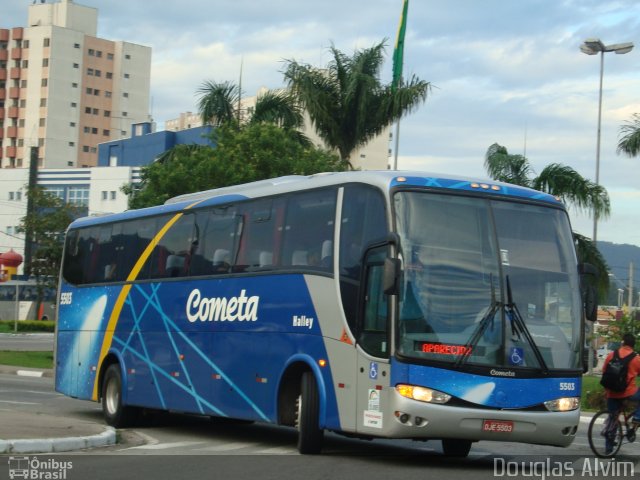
[91,212,184,400]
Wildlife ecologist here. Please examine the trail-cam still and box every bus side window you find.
[62,230,83,284]
[281,189,336,271]
[339,185,387,332]
[190,206,241,276]
[235,199,281,272]
[359,247,389,358]
[147,214,196,279]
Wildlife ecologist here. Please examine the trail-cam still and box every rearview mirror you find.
[383,258,401,295]
[583,285,598,322]
[578,263,598,322]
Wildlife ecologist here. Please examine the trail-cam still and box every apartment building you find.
[0,0,151,169]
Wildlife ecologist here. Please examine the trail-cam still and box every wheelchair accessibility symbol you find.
[369,362,378,380]
[509,347,524,366]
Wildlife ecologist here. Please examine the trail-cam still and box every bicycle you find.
[587,399,639,458]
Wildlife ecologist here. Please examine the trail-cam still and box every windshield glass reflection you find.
[394,192,582,371]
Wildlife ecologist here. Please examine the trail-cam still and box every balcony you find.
[0,29,9,42]
[7,106,18,118]
[5,145,16,157]
[8,87,19,99]
[0,88,5,99]
[11,28,23,40]
[10,67,20,79]
[0,128,3,139]
[0,50,7,61]
[7,126,17,137]
[10,48,21,60]
[0,69,6,81]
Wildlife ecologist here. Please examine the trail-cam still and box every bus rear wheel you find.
[442,439,472,457]
[102,364,138,428]
[296,371,324,454]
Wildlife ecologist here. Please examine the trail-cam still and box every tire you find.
[296,371,324,454]
[588,410,622,458]
[101,364,138,428]
[441,439,472,457]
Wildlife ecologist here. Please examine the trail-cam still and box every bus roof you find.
[68,171,562,229]
[165,171,561,207]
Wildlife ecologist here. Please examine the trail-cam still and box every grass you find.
[0,350,53,369]
[0,320,55,332]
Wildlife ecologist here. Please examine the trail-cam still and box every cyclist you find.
[602,333,640,453]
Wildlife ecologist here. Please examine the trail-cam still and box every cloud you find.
[2,0,639,246]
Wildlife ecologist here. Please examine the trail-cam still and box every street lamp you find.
[580,38,634,243]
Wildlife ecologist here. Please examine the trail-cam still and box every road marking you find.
[17,370,44,378]
[255,446,298,455]
[0,400,39,405]
[0,390,62,396]
[128,441,204,450]
[196,442,257,452]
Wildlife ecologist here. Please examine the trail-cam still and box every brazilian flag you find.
[392,0,409,91]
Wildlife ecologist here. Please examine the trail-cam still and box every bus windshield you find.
[394,191,582,371]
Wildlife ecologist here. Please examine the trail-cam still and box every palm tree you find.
[617,113,640,157]
[283,41,430,168]
[484,142,610,295]
[196,81,309,146]
[196,80,241,127]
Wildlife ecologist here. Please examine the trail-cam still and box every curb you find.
[0,427,116,454]
[0,365,54,378]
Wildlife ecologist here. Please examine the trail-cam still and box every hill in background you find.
[597,241,640,305]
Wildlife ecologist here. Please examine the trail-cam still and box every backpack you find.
[600,350,637,392]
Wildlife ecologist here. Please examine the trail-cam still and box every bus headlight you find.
[544,397,580,412]
[396,384,451,404]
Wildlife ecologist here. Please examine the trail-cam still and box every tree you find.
[18,186,81,318]
[124,123,346,209]
[283,41,430,168]
[617,113,640,158]
[196,80,241,127]
[484,143,611,295]
[197,81,306,131]
[122,144,218,208]
[598,311,640,346]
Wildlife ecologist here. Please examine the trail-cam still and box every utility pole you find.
[23,146,38,277]
[630,262,635,335]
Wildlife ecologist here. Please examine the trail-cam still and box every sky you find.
[3,0,640,247]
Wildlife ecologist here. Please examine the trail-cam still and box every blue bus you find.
[55,171,595,456]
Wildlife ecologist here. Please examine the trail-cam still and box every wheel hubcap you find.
[105,378,119,415]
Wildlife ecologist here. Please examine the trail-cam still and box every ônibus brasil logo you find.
[186,289,259,323]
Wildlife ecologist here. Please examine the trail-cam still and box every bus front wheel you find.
[296,371,324,454]
[442,439,472,457]
[101,364,138,428]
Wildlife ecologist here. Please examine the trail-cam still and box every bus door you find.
[356,246,391,433]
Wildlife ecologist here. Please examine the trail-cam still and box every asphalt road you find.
[0,332,54,351]
[1,373,639,480]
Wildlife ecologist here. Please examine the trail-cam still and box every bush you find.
[584,389,606,411]
[0,320,55,333]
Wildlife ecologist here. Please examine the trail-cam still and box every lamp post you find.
[580,38,634,243]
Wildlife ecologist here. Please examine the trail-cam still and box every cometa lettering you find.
[186,289,259,322]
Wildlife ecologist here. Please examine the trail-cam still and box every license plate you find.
[482,419,514,433]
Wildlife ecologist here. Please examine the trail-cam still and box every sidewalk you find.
[0,366,116,454]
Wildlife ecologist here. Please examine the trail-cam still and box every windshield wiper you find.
[455,274,499,368]
[505,276,549,374]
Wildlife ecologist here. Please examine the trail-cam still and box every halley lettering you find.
[186,289,259,322]
[292,315,314,329]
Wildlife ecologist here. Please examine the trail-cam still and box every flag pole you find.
[393,110,401,170]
